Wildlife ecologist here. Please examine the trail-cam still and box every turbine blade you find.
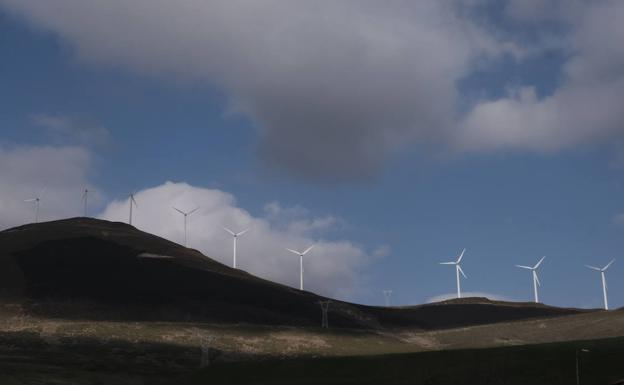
[173,207,185,215]
[24,198,36,202]
[237,228,250,237]
[515,265,533,269]
[586,265,601,271]
[222,226,235,236]
[534,256,546,269]
[440,262,455,265]
[457,265,467,279]
[285,248,301,255]
[602,259,615,271]
[534,271,541,286]
[188,207,200,215]
[302,245,315,255]
[456,248,466,263]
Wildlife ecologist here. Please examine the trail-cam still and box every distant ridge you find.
[0,218,592,330]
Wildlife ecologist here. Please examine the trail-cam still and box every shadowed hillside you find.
[0,218,591,330]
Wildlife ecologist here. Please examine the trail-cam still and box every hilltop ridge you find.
[0,218,591,330]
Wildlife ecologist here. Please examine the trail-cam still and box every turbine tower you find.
[173,206,199,247]
[24,187,46,223]
[82,188,89,217]
[440,248,467,299]
[222,227,249,268]
[128,193,138,225]
[586,259,615,310]
[515,256,545,303]
[286,245,315,290]
[383,290,393,306]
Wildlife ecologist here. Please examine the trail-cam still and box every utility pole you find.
[319,300,331,329]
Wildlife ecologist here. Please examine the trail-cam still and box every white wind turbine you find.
[222,227,249,269]
[24,187,46,223]
[586,259,615,310]
[286,245,315,291]
[128,193,138,225]
[82,188,89,217]
[515,256,545,303]
[440,248,467,299]
[383,290,393,306]
[173,206,199,247]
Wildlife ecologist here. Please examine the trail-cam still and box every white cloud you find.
[98,181,377,298]
[458,1,624,153]
[0,145,100,229]
[426,292,511,303]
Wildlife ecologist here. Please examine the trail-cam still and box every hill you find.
[0,218,589,330]
[1,218,623,385]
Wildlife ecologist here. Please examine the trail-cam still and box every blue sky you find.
[1,1,624,309]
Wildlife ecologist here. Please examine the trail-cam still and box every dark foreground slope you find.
[177,336,624,385]
[0,218,590,330]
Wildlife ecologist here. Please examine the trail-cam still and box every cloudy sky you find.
[1,0,624,308]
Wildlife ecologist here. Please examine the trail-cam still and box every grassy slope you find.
[1,309,624,384]
[177,337,624,385]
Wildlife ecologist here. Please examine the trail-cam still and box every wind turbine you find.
[586,259,614,310]
[286,245,315,290]
[515,256,545,303]
[128,193,138,225]
[82,188,89,217]
[222,227,249,269]
[440,248,467,299]
[383,290,393,306]
[173,206,199,247]
[24,187,46,223]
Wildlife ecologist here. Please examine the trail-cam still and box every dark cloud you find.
[3,1,623,179]
[0,1,508,180]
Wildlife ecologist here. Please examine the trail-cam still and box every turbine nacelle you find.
[223,226,250,269]
[173,206,199,217]
[25,187,46,223]
[222,226,249,238]
[515,256,546,303]
[586,259,614,310]
[586,259,615,272]
[286,244,316,291]
[172,206,199,247]
[286,244,315,257]
[439,248,467,298]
